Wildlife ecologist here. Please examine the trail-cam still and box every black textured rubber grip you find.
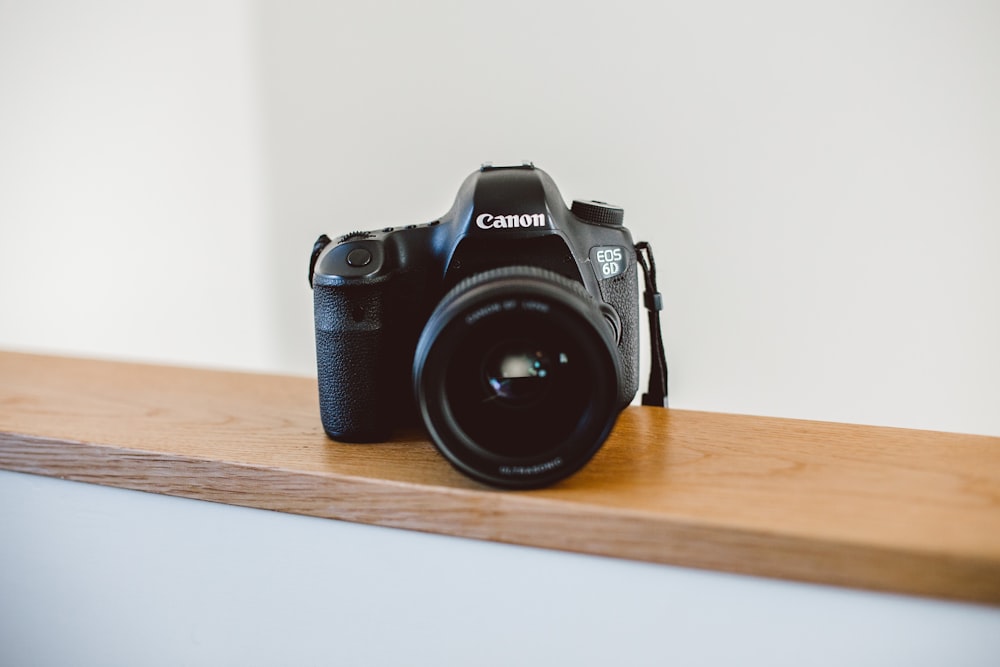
[313,283,403,441]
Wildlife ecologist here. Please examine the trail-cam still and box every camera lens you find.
[413,266,622,488]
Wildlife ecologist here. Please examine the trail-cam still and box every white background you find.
[1,1,999,665]
[1,0,997,434]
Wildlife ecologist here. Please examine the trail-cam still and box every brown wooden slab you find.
[1,351,998,603]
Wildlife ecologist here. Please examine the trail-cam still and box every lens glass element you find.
[445,317,592,459]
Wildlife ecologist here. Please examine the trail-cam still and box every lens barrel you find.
[413,266,622,488]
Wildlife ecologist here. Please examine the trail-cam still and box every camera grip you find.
[313,283,400,441]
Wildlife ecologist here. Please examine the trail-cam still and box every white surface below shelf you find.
[2,469,999,667]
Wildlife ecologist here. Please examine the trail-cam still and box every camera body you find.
[310,163,640,487]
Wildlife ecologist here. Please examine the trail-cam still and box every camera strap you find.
[635,241,668,407]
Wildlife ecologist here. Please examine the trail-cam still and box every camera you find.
[309,163,642,488]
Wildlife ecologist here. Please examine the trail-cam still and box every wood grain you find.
[1,350,998,603]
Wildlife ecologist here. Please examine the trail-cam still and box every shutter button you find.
[346,247,373,267]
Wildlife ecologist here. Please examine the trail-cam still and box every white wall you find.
[0,0,273,371]
[252,0,1000,435]
[2,0,998,433]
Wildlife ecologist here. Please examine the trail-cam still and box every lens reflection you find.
[484,342,567,405]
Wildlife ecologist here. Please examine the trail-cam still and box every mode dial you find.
[571,200,624,226]
[338,230,374,243]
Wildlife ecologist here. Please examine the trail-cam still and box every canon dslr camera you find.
[309,163,648,488]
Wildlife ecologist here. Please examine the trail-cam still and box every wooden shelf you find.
[1,350,998,604]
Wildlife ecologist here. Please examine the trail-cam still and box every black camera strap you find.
[635,241,668,407]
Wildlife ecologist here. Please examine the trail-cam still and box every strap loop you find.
[635,241,668,407]
[644,291,663,312]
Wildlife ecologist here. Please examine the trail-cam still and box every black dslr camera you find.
[310,163,660,488]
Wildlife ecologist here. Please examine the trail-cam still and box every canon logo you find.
[475,213,548,230]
